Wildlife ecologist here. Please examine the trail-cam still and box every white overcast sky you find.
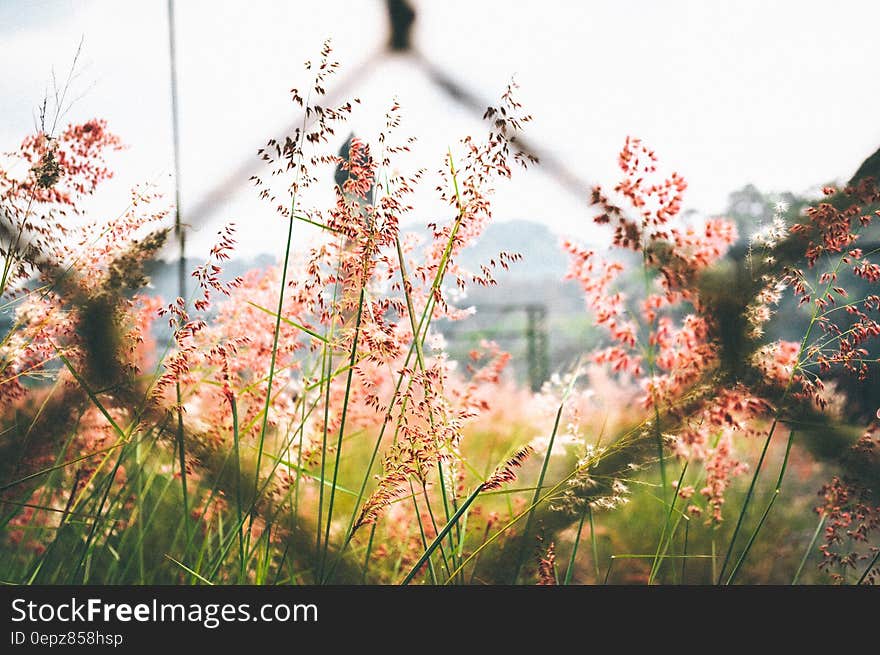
[1,0,878,258]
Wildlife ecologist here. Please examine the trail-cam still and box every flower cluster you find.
[0,119,123,296]
[563,137,737,404]
[564,137,758,522]
[817,469,880,584]
[535,536,557,585]
[778,182,880,410]
[0,118,170,556]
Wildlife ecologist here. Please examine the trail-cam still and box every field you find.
[1,43,879,587]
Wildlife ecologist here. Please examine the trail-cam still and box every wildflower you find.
[536,538,557,586]
[751,340,800,384]
[677,485,695,500]
[816,474,880,584]
[481,445,534,492]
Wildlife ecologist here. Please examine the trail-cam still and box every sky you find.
[1,0,878,258]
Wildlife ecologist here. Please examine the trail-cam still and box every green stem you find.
[718,234,852,583]
[603,556,615,585]
[681,520,689,583]
[512,401,564,583]
[589,506,601,582]
[250,214,295,547]
[792,514,825,585]
[316,240,344,574]
[331,154,470,575]
[175,381,189,546]
[564,509,587,585]
[408,482,438,585]
[320,285,366,580]
[361,523,377,584]
[229,394,245,580]
[420,480,453,581]
[135,438,145,584]
[401,486,482,585]
[726,430,795,585]
[856,548,880,586]
[649,461,688,583]
[716,422,776,583]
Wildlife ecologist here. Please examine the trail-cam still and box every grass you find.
[1,54,878,587]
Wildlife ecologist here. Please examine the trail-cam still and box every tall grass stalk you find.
[648,461,689,584]
[792,514,825,585]
[856,549,880,585]
[248,72,317,569]
[330,150,470,580]
[320,286,366,578]
[511,392,567,583]
[229,394,244,579]
[408,482,439,585]
[718,243,851,583]
[563,509,587,585]
[725,430,795,584]
[443,411,667,584]
[249,211,295,559]
[174,381,189,545]
[401,485,482,585]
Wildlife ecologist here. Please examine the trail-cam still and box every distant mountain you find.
[142,253,276,300]
[455,219,572,281]
[141,218,579,310]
